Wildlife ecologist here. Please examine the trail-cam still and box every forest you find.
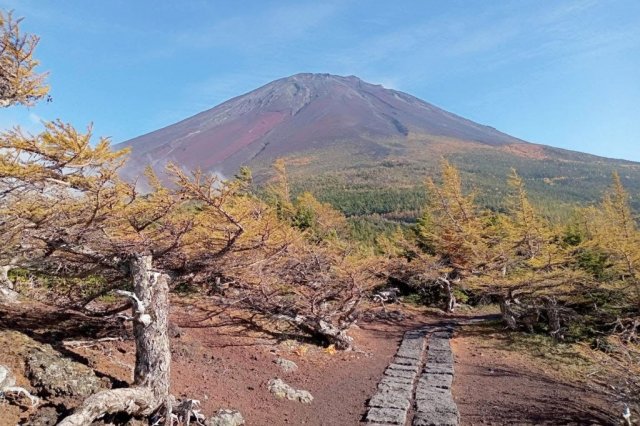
[1,10,639,425]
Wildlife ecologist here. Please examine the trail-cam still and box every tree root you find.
[1,385,39,407]
[57,389,210,426]
[57,387,155,426]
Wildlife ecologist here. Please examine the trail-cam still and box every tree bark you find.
[439,276,456,313]
[56,388,156,426]
[543,296,563,340]
[59,254,172,425]
[0,265,19,304]
[500,299,518,330]
[280,314,354,350]
[130,254,171,400]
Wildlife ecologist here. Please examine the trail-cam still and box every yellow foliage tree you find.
[418,160,496,310]
[293,191,348,241]
[584,172,640,301]
[422,160,491,273]
[0,10,48,107]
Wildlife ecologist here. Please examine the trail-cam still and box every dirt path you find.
[69,303,431,426]
[362,314,621,426]
[0,302,623,425]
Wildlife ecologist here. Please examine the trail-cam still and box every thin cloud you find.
[173,2,341,53]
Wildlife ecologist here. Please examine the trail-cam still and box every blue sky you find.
[1,0,639,161]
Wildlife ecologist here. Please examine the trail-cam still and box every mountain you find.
[117,73,640,219]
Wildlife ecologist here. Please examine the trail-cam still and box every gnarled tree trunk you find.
[59,254,171,425]
[500,299,518,330]
[130,254,171,400]
[0,264,19,304]
[279,314,354,350]
[438,276,456,313]
[543,296,563,340]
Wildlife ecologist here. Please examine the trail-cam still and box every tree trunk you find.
[439,277,456,313]
[500,299,518,330]
[543,296,563,340]
[130,254,171,400]
[279,314,354,350]
[59,254,172,425]
[0,265,19,304]
[309,318,353,350]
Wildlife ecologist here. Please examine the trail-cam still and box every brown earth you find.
[0,301,625,425]
[450,317,621,425]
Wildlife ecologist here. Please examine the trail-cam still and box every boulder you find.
[26,348,106,398]
[267,378,313,404]
[274,357,298,373]
[206,409,245,426]
[23,406,61,426]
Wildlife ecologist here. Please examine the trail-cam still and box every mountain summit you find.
[117,73,524,177]
[118,73,640,215]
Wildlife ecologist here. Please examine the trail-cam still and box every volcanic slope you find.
[117,73,640,218]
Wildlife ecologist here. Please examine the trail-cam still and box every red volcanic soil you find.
[0,301,620,426]
[451,318,618,425]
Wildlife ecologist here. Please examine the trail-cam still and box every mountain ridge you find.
[116,73,532,176]
[117,73,640,216]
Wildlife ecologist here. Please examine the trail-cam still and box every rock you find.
[26,347,105,398]
[426,350,454,365]
[415,391,456,410]
[395,331,426,361]
[0,364,39,407]
[274,357,298,373]
[393,356,421,367]
[395,346,422,360]
[377,379,413,394]
[365,406,407,425]
[23,406,61,426]
[0,286,20,303]
[378,375,413,386]
[267,378,313,404]
[24,408,57,426]
[383,367,415,379]
[387,363,419,374]
[206,409,245,426]
[416,373,453,391]
[413,410,459,426]
[433,330,453,339]
[369,391,411,410]
[427,338,451,352]
[423,363,454,376]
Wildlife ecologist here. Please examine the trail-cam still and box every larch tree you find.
[213,161,380,350]
[0,123,260,422]
[1,122,178,423]
[505,168,547,262]
[582,172,640,339]
[0,10,253,423]
[498,169,579,336]
[420,160,492,311]
[0,9,48,301]
[292,191,349,242]
[229,226,382,350]
[0,10,48,107]
[266,158,295,221]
